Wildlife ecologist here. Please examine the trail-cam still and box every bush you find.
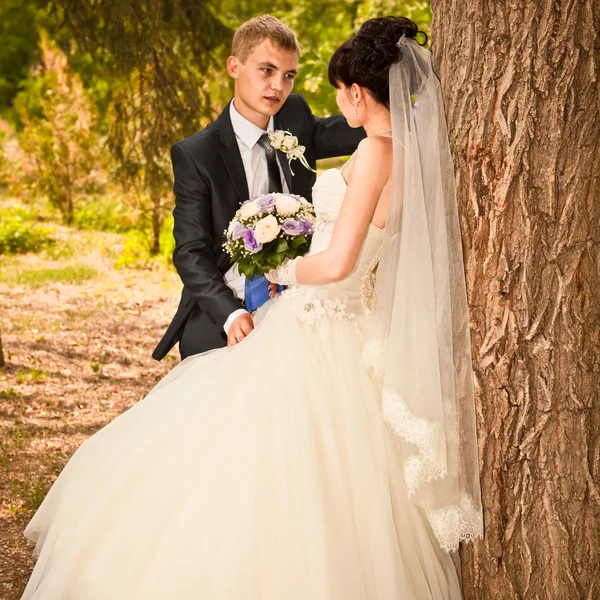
[0,205,54,254]
[5,32,106,225]
[115,215,175,270]
[72,193,136,233]
[114,230,154,270]
[159,213,175,259]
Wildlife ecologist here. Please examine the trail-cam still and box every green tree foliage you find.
[49,0,232,252]
[213,0,431,115]
[0,0,431,256]
[0,0,40,110]
[7,32,105,224]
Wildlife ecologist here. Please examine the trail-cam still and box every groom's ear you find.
[227,56,240,80]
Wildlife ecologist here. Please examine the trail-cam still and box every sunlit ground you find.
[0,214,180,598]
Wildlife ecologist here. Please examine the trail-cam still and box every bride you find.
[21,16,483,600]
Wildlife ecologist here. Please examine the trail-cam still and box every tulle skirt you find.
[21,295,462,599]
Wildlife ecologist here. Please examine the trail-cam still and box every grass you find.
[3,264,98,288]
[5,474,50,514]
[42,229,125,262]
[0,426,51,515]
[15,368,47,384]
[0,387,21,400]
[3,424,34,450]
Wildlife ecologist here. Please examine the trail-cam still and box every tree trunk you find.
[150,191,163,256]
[430,1,600,597]
[0,327,4,368]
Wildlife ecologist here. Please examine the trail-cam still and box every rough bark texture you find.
[430,1,600,598]
[0,328,4,368]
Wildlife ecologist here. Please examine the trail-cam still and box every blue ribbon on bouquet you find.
[244,275,284,312]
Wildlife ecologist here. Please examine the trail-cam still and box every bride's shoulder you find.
[356,135,392,159]
[349,136,393,179]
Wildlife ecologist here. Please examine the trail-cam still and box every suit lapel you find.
[274,112,294,192]
[218,101,249,203]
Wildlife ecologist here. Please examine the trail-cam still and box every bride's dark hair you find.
[328,16,428,107]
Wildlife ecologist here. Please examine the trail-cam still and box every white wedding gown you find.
[22,168,463,600]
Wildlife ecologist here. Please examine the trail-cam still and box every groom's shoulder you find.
[174,120,220,154]
[281,93,312,117]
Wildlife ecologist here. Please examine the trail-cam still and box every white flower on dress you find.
[323,298,348,320]
[280,288,356,327]
[299,299,327,325]
[254,214,280,243]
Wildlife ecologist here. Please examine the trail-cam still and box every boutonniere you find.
[268,130,317,175]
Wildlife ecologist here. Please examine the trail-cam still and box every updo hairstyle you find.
[328,16,428,107]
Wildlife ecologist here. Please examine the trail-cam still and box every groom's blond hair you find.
[232,15,301,63]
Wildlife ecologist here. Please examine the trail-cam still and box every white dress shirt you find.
[223,100,289,334]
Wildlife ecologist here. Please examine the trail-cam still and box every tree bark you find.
[150,190,163,256]
[0,326,5,368]
[430,1,600,597]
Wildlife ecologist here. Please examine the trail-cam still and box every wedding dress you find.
[21,167,463,600]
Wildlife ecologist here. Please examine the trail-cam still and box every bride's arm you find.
[294,136,392,285]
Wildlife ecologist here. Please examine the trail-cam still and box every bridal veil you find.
[364,35,484,552]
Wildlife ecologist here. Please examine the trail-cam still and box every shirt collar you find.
[230,99,275,149]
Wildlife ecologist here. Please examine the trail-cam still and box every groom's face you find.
[228,39,298,126]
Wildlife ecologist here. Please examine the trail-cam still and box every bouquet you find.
[223,192,316,280]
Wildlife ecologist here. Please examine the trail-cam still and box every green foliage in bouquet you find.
[234,234,309,280]
[223,193,316,279]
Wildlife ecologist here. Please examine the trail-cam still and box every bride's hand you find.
[265,268,280,284]
[265,258,299,286]
[268,282,278,297]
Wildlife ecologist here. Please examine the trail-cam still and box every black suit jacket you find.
[153,94,365,361]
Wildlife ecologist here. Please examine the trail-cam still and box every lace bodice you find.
[280,168,384,320]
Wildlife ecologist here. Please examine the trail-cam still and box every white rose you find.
[239,200,260,219]
[280,135,298,152]
[275,194,301,217]
[254,214,280,243]
[269,130,286,149]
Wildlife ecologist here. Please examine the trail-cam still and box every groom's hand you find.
[227,313,254,347]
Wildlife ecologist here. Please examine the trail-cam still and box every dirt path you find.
[0,230,181,599]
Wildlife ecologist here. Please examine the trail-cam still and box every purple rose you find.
[300,219,313,235]
[257,194,276,212]
[282,218,304,236]
[243,228,263,254]
[232,221,244,240]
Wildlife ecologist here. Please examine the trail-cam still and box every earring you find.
[354,101,360,118]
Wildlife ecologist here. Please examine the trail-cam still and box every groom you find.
[153,15,365,361]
